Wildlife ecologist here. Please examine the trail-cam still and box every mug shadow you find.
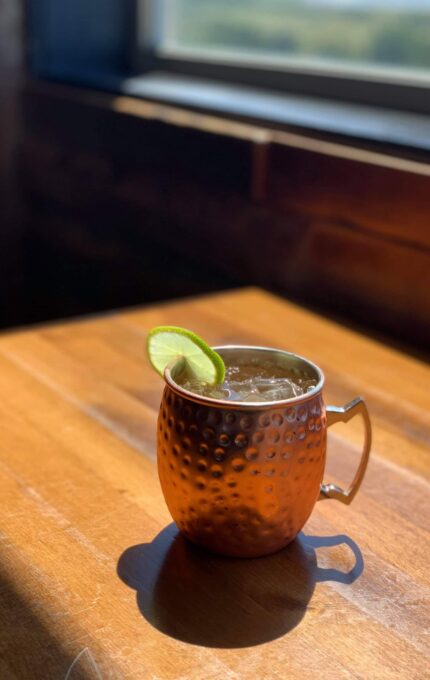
[117,524,363,648]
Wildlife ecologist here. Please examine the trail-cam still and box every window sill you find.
[118,72,430,156]
[30,67,430,158]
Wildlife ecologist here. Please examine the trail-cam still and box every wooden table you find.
[0,288,429,680]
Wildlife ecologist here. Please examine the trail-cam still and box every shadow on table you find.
[0,566,97,680]
[117,524,363,648]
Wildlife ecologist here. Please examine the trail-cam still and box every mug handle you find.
[318,397,371,504]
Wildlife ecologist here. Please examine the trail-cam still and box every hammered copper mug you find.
[157,346,371,558]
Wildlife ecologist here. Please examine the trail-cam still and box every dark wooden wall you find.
[19,83,430,350]
[0,1,239,331]
[0,0,26,326]
[0,0,426,351]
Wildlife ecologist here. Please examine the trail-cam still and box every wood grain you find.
[0,288,429,680]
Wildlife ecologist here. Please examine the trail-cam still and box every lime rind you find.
[146,326,225,385]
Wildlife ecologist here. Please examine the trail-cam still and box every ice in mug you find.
[178,355,318,402]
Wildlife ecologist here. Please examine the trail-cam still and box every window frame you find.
[135,0,430,117]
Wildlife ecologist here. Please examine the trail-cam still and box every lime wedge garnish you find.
[147,326,225,385]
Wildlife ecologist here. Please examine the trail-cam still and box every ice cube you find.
[178,358,317,402]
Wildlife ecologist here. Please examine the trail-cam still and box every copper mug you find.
[157,345,371,558]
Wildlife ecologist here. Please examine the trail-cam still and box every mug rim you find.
[164,344,325,410]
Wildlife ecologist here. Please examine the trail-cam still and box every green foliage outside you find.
[171,0,430,70]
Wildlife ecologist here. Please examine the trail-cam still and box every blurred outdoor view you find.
[163,0,430,74]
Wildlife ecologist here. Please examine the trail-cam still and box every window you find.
[162,0,430,75]
[138,1,430,115]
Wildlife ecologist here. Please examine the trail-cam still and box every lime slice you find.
[147,326,225,385]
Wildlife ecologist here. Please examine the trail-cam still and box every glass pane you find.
[162,0,430,75]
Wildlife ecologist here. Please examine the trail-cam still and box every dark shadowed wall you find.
[0,0,25,326]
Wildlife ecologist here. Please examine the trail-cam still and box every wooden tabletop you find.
[0,288,429,680]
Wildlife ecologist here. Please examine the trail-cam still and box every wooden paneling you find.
[0,0,26,327]
[20,82,430,349]
[270,142,430,246]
